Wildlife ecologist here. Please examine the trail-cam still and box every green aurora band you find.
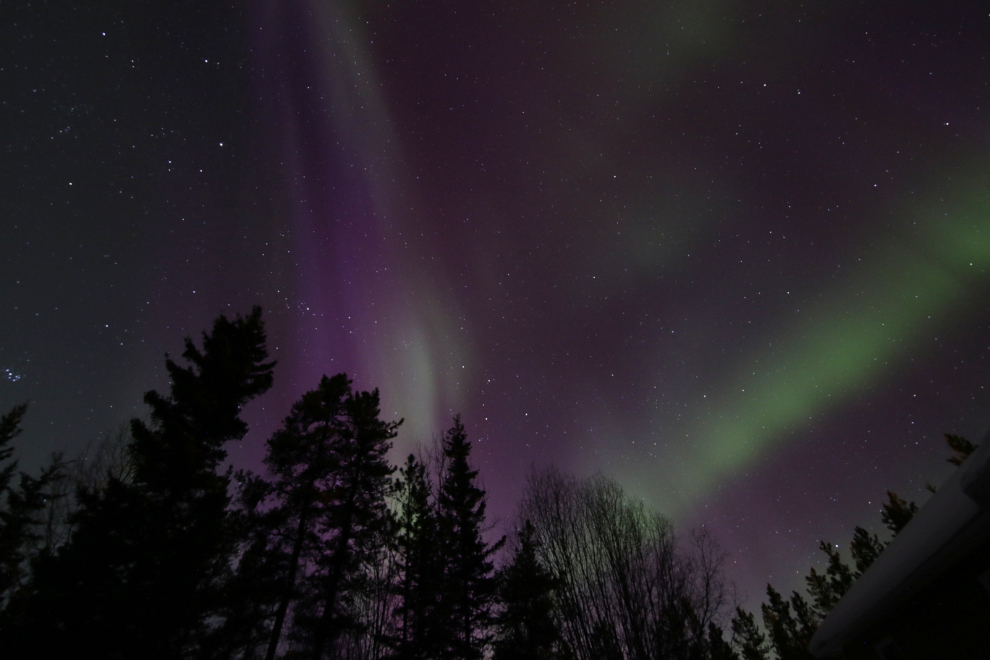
[622,175,990,513]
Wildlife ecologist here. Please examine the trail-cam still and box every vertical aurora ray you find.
[255,0,474,445]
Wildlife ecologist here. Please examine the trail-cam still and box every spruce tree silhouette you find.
[492,520,562,660]
[435,416,505,660]
[392,453,445,660]
[0,404,67,603]
[2,307,274,660]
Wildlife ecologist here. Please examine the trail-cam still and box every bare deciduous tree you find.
[519,467,732,660]
[41,423,135,551]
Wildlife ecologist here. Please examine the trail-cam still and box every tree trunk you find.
[310,504,355,660]
[266,500,312,660]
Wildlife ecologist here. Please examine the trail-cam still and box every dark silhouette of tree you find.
[805,541,855,620]
[731,607,769,660]
[258,374,354,660]
[732,431,978,660]
[13,306,974,660]
[208,375,402,660]
[0,455,65,603]
[392,452,444,660]
[2,307,275,659]
[0,404,68,604]
[945,433,977,466]
[333,522,399,660]
[492,520,563,660]
[435,415,505,660]
[0,403,31,597]
[847,525,884,575]
[707,621,738,660]
[589,620,624,660]
[297,378,400,660]
[39,423,134,553]
[0,405,25,490]
[520,467,732,660]
[200,473,288,660]
[760,585,816,660]
[880,490,918,536]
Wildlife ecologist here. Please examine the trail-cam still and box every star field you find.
[2,0,989,603]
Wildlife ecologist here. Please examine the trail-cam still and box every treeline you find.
[0,308,737,660]
[1,307,968,659]
[731,434,976,660]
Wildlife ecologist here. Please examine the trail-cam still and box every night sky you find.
[3,0,989,605]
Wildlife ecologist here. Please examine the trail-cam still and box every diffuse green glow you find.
[686,182,989,496]
[366,298,474,447]
[619,178,990,512]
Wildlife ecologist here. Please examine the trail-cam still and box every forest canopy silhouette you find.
[0,308,973,660]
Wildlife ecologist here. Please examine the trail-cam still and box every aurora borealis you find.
[2,0,988,604]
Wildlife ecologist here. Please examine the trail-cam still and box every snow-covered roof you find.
[810,427,990,657]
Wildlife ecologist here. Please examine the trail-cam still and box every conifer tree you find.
[493,520,562,660]
[0,403,31,598]
[730,607,769,660]
[0,405,27,505]
[304,380,400,660]
[805,541,855,619]
[0,405,67,604]
[393,453,444,660]
[3,307,275,659]
[707,621,739,660]
[261,374,354,660]
[201,473,288,660]
[208,374,401,660]
[945,433,977,466]
[760,586,815,660]
[436,415,505,660]
[848,525,884,575]
[880,490,918,536]
[0,455,65,605]
[735,431,979,660]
